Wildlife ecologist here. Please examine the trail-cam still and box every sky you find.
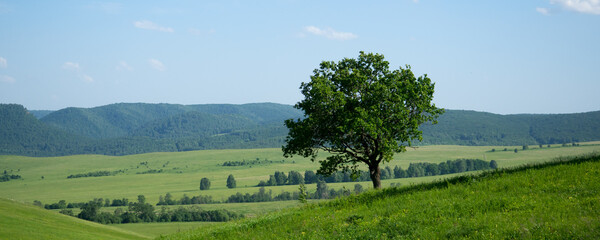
[0,0,599,114]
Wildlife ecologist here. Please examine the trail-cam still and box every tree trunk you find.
[369,164,381,189]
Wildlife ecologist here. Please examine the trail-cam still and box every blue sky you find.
[0,0,599,114]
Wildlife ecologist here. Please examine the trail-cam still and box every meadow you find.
[0,198,150,239]
[162,152,600,239]
[1,142,599,237]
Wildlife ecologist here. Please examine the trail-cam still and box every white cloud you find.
[535,7,550,16]
[551,0,600,15]
[62,62,80,70]
[0,75,15,83]
[62,61,93,82]
[148,58,166,71]
[116,61,133,71]
[304,26,358,40]
[134,20,174,33]
[82,74,94,83]
[0,57,6,68]
[536,7,551,15]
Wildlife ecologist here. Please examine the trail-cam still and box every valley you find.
[2,143,599,238]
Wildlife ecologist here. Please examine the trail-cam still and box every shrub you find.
[226,174,236,189]
[200,178,211,190]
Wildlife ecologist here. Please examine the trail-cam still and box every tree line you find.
[157,182,367,207]
[255,159,497,187]
[222,158,277,167]
[39,195,242,224]
[158,193,215,205]
[197,159,497,192]
[491,142,581,153]
[43,198,130,210]
[227,183,365,203]
[0,173,22,182]
[66,170,123,179]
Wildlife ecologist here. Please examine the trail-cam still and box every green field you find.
[0,198,151,240]
[1,143,599,238]
[161,153,600,239]
[111,222,219,239]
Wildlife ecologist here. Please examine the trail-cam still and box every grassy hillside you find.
[0,142,600,204]
[3,144,599,205]
[1,144,599,237]
[0,198,150,240]
[161,153,600,239]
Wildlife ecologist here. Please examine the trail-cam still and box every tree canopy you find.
[200,178,211,190]
[226,174,236,189]
[283,52,443,188]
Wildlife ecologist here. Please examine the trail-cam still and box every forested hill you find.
[0,104,89,156]
[0,103,302,156]
[419,110,600,146]
[1,103,599,156]
[39,103,302,139]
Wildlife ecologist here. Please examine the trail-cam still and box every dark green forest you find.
[1,103,599,156]
[419,110,600,146]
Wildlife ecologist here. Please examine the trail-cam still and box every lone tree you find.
[200,177,211,190]
[283,52,443,189]
[226,174,236,189]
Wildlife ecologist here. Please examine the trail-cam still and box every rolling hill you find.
[0,104,89,156]
[1,103,599,156]
[160,153,600,239]
[0,198,150,239]
[420,110,600,146]
[39,102,303,140]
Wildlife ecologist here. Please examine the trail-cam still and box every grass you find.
[111,222,220,239]
[160,152,600,239]
[0,198,151,240]
[2,143,598,204]
[1,143,600,237]
[54,199,311,219]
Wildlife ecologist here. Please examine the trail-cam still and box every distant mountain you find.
[40,102,302,140]
[40,103,191,139]
[0,104,89,156]
[420,110,600,146]
[29,110,54,119]
[188,103,306,124]
[0,103,303,156]
[1,102,599,156]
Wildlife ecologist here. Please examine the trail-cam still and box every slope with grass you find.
[161,153,600,239]
[0,198,151,240]
[2,144,600,238]
[3,143,599,206]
